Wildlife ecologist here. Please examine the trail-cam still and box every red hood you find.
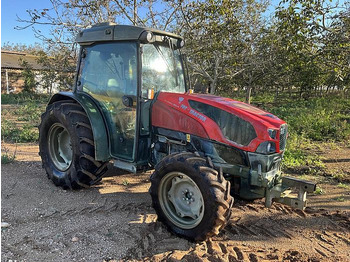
[152,92,287,152]
[190,94,283,127]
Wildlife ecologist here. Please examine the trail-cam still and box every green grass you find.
[266,96,350,142]
[2,121,39,143]
[122,179,130,186]
[337,183,349,189]
[314,187,324,195]
[333,196,345,202]
[1,146,16,164]
[14,103,43,123]
[1,93,50,104]
[2,99,44,143]
[264,95,350,176]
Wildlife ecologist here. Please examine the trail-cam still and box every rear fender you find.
[48,92,111,161]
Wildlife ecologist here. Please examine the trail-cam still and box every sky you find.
[1,0,346,47]
[1,0,53,46]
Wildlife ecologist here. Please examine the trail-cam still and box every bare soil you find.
[1,143,350,262]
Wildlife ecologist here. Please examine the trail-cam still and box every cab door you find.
[77,42,138,161]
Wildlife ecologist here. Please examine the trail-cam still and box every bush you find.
[1,120,38,143]
[14,103,43,123]
[267,97,350,142]
[1,146,16,164]
[1,93,50,105]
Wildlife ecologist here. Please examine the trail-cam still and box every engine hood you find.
[190,94,283,127]
[152,92,287,152]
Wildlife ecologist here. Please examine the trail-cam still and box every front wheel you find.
[150,152,233,241]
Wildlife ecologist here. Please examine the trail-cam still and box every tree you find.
[35,49,75,95]
[179,0,270,98]
[19,59,36,93]
[268,0,349,98]
[1,42,44,54]
[16,0,184,95]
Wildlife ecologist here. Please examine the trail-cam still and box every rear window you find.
[188,100,257,146]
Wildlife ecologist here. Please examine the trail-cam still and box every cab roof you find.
[76,23,182,44]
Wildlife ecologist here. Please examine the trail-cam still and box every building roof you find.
[76,23,183,44]
[1,50,44,70]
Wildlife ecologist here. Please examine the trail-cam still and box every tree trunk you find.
[246,86,252,104]
[209,81,216,94]
[245,75,253,104]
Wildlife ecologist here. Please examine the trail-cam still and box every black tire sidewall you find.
[39,103,81,188]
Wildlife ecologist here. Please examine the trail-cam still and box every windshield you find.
[141,43,186,97]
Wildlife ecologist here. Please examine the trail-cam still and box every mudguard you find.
[48,92,111,161]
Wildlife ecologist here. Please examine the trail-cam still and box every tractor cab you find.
[74,23,187,169]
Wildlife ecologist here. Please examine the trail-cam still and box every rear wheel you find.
[150,152,233,241]
[39,100,108,189]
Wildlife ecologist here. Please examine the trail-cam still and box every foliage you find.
[1,101,44,143]
[1,42,45,54]
[1,93,50,104]
[313,187,324,195]
[181,0,269,96]
[267,96,350,141]
[260,95,350,175]
[1,146,16,164]
[337,183,349,189]
[19,59,36,93]
[35,50,75,94]
[13,0,349,101]
[15,103,43,123]
[1,120,39,143]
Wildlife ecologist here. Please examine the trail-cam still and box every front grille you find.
[279,124,288,151]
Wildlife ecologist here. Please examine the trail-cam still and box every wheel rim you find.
[48,123,73,171]
[159,172,204,229]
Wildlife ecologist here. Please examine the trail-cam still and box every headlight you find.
[268,129,277,139]
[256,141,276,154]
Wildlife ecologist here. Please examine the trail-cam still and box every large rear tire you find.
[39,100,108,189]
[150,152,233,241]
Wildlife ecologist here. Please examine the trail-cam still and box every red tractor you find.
[39,23,316,241]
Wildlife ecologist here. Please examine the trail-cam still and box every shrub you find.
[1,93,50,104]
[1,146,16,164]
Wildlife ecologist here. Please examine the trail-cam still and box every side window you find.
[188,100,257,146]
[77,42,138,160]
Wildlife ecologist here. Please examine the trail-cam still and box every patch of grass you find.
[1,120,38,143]
[329,171,347,182]
[122,179,129,186]
[14,103,43,123]
[1,93,50,104]
[337,183,349,189]
[267,96,350,142]
[262,95,349,177]
[314,187,324,195]
[281,134,325,175]
[1,146,16,164]
[333,196,345,202]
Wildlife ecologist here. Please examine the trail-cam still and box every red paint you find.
[152,92,287,153]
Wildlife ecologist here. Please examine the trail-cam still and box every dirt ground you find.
[1,143,350,262]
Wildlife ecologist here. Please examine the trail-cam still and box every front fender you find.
[48,92,111,161]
